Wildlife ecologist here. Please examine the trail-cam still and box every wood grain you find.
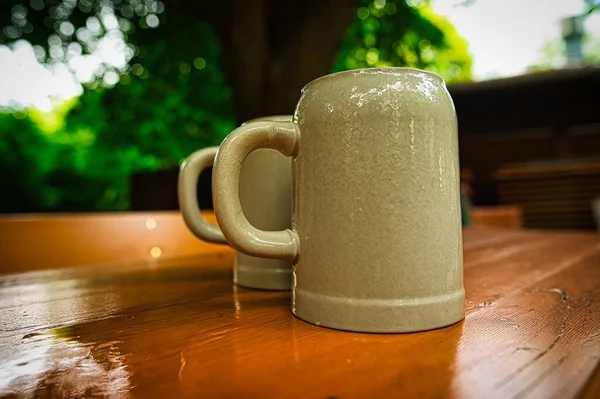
[0,226,598,398]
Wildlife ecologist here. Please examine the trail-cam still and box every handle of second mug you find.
[213,121,300,262]
[178,147,227,244]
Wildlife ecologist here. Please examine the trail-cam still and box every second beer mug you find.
[179,115,293,290]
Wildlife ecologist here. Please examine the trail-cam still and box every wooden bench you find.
[0,211,233,274]
[471,206,523,229]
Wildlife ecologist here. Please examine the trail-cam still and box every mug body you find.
[292,68,464,332]
[236,148,292,290]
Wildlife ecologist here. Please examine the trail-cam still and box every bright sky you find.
[0,0,598,111]
[0,5,135,111]
[431,0,600,79]
[0,41,82,111]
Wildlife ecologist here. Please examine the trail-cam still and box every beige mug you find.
[212,68,465,332]
[178,116,293,290]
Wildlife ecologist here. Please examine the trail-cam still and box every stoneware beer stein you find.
[178,115,293,290]
[212,68,465,333]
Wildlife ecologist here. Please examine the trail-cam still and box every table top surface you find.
[1,224,599,399]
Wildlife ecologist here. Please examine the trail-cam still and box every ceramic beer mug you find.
[212,68,465,333]
[179,115,293,290]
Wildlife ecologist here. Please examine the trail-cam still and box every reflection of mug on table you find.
[179,116,293,291]
[213,68,465,333]
[593,197,600,231]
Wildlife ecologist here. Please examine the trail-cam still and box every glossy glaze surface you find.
[179,147,227,244]
[179,116,293,290]
[292,68,463,332]
[1,226,599,398]
[213,68,463,332]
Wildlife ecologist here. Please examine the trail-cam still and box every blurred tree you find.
[207,0,359,120]
[0,0,472,211]
[58,11,236,210]
[160,0,471,117]
[334,0,471,82]
[1,0,236,211]
[1,0,471,121]
[0,112,58,212]
[0,0,358,122]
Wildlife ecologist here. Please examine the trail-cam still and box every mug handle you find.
[178,147,227,244]
[213,121,300,262]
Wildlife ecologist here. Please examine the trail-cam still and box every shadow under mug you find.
[178,115,293,290]
[212,68,466,333]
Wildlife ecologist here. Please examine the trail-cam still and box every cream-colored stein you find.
[178,116,293,290]
[212,68,465,332]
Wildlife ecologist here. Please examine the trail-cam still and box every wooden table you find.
[0,214,599,398]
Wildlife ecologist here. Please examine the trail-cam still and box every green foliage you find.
[0,112,59,212]
[0,1,235,212]
[334,0,472,83]
[0,0,471,212]
[59,11,236,211]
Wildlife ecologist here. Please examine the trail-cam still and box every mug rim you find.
[302,67,445,92]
